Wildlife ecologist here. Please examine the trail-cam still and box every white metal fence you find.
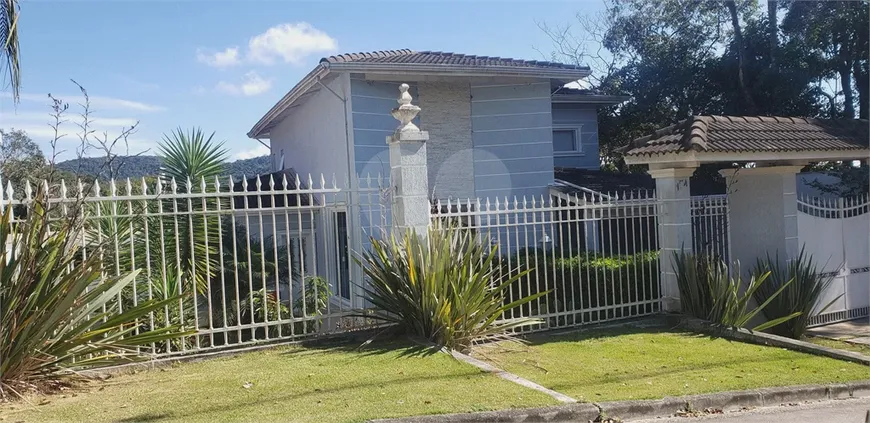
[3,174,669,356]
[798,194,870,326]
[2,173,388,356]
[432,191,662,330]
[691,195,730,261]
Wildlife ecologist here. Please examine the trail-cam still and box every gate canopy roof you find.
[623,116,869,167]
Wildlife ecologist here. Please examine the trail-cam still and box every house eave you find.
[247,64,331,139]
[551,94,631,105]
[325,62,592,81]
[623,149,870,167]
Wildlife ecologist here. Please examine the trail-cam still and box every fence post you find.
[649,167,696,312]
[387,83,430,237]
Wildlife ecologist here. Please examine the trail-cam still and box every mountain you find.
[55,155,272,180]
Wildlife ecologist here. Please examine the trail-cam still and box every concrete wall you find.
[470,81,555,200]
[268,76,349,184]
[551,103,600,170]
[417,81,474,200]
[726,169,799,277]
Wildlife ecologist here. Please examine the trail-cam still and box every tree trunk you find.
[854,60,868,119]
[840,65,855,118]
[726,1,757,114]
[767,0,777,68]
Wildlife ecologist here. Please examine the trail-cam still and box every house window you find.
[553,127,581,155]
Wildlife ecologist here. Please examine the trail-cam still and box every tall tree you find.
[1,0,20,101]
[543,0,868,170]
[782,1,870,119]
[725,0,757,114]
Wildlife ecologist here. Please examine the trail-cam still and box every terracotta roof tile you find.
[625,116,869,156]
[320,49,589,70]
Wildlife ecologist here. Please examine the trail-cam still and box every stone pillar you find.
[387,83,430,236]
[649,167,696,312]
[720,166,802,274]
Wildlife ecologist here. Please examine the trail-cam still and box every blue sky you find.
[1,0,605,161]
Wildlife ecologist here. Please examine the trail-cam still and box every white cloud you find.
[233,144,271,160]
[196,22,337,68]
[248,23,337,65]
[197,47,241,68]
[10,92,165,112]
[215,71,273,96]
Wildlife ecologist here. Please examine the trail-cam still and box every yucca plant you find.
[0,193,193,398]
[673,251,799,331]
[752,248,840,339]
[358,225,547,353]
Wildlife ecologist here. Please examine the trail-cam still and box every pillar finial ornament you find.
[390,83,421,134]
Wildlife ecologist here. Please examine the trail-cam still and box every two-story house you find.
[245,49,626,306]
[248,49,625,201]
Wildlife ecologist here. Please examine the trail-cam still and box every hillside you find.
[55,155,272,180]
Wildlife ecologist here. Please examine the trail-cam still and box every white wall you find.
[268,75,351,185]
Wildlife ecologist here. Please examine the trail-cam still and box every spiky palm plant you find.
[154,127,228,294]
[358,226,547,353]
[752,248,841,339]
[0,192,192,398]
[1,0,20,101]
[158,127,228,189]
[673,251,800,331]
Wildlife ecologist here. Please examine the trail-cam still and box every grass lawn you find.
[807,336,870,355]
[474,325,870,402]
[1,341,556,423]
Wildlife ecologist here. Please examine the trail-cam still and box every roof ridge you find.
[683,116,710,152]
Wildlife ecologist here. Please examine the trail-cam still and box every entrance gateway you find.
[622,115,869,322]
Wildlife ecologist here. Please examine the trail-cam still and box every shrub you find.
[502,250,660,324]
[673,251,799,331]
[358,226,547,353]
[0,194,192,398]
[752,248,840,339]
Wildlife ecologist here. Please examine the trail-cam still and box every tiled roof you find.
[321,49,588,70]
[625,116,870,156]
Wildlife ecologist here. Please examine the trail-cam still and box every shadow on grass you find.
[290,332,443,359]
[518,319,682,346]
[115,413,173,422]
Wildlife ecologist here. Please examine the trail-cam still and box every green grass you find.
[807,336,870,355]
[474,325,870,402]
[1,341,556,423]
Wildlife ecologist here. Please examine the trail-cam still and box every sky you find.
[0,0,606,162]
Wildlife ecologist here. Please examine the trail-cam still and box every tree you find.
[0,0,20,101]
[0,129,47,196]
[782,1,870,119]
[542,0,869,170]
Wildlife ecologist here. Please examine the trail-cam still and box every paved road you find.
[630,397,870,423]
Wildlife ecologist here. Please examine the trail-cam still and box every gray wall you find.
[551,103,600,170]
[417,81,475,200]
[470,81,555,200]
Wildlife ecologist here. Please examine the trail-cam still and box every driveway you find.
[809,319,870,346]
[629,397,870,423]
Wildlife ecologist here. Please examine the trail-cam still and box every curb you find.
[680,318,870,366]
[369,380,870,423]
[369,403,601,423]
